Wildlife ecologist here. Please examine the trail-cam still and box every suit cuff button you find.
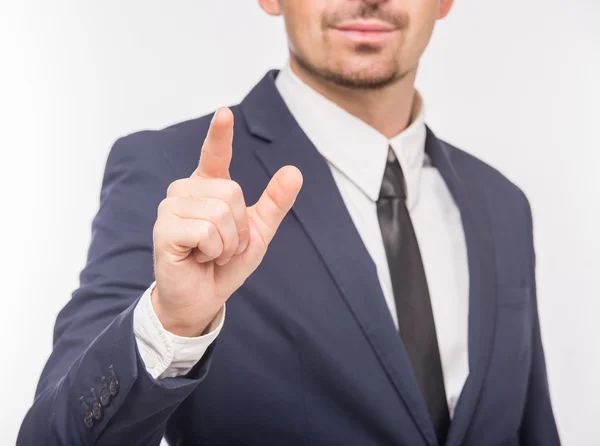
[80,398,95,429]
[99,385,111,407]
[108,365,120,396]
[83,408,94,429]
[91,400,103,421]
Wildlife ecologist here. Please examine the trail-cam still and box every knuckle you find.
[153,219,167,244]
[167,178,187,197]
[209,198,231,221]
[154,214,179,239]
[202,220,219,240]
[157,198,171,216]
[224,181,243,203]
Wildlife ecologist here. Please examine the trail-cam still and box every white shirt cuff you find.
[133,282,225,379]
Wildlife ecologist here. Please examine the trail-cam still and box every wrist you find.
[150,286,219,337]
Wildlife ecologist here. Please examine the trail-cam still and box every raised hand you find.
[152,107,303,336]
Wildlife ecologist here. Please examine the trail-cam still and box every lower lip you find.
[334,28,395,45]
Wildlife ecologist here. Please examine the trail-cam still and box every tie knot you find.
[379,160,407,201]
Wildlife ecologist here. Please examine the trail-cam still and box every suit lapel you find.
[241,71,438,445]
[425,131,498,446]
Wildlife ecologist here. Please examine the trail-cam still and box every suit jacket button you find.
[99,387,111,407]
[83,408,94,429]
[108,366,119,396]
[92,400,103,420]
[109,377,119,397]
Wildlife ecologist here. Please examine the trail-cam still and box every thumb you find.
[250,166,303,246]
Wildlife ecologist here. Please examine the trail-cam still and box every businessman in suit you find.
[19,0,560,445]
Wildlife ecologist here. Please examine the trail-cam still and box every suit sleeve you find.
[519,196,561,445]
[17,134,213,446]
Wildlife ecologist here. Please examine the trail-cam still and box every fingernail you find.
[236,239,248,254]
[215,256,231,266]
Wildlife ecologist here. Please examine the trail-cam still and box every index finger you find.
[194,107,234,179]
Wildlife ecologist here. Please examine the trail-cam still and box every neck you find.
[289,57,418,139]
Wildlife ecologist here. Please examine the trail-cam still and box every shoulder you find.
[440,139,531,214]
[439,139,536,281]
[98,112,219,221]
[107,112,210,179]
[106,105,250,179]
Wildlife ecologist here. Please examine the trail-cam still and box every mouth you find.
[333,20,397,45]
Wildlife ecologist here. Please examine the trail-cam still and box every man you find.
[19,0,560,445]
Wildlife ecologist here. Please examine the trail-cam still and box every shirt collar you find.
[275,61,427,210]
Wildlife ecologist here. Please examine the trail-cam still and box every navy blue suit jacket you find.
[19,71,560,445]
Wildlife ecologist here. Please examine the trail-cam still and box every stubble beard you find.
[291,47,406,91]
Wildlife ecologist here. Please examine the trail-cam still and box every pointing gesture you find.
[195,108,234,179]
[152,107,303,337]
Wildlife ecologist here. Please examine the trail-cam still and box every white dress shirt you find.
[133,62,470,417]
[133,283,224,379]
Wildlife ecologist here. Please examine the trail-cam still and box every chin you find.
[330,61,400,90]
[294,50,401,90]
[337,74,398,90]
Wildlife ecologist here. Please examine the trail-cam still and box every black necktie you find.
[376,152,450,444]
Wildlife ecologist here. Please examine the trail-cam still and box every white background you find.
[1,1,598,444]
